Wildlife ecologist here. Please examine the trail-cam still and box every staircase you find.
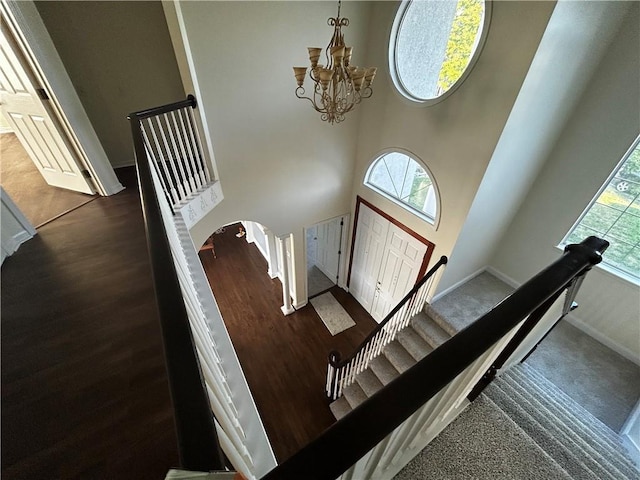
[484,363,639,480]
[331,270,639,479]
[330,271,514,419]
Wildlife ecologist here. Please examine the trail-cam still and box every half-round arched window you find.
[390,0,489,104]
[365,151,439,225]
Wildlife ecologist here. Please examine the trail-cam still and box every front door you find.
[0,25,95,194]
[350,203,429,323]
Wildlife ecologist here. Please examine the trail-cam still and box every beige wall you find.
[35,1,184,167]
[490,3,640,361]
[350,1,555,273]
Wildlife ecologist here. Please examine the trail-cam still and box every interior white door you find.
[369,223,428,322]
[0,27,94,194]
[350,204,389,313]
[315,217,342,283]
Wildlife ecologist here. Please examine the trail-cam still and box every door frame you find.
[347,196,435,289]
[1,1,123,196]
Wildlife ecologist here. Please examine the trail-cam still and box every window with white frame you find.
[365,151,438,224]
[390,0,488,103]
[562,137,640,282]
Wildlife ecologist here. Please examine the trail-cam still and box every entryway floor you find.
[0,132,95,227]
[199,223,377,462]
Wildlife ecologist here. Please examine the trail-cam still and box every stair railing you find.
[135,95,211,213]
[129,98,224,471]
[130,97,277,479]
[326,255,448,400]
[262,236,608,480]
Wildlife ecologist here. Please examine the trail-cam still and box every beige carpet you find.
[310,292,355,336]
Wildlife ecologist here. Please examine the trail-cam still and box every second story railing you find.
[136,95,211,212]
[326,255,448,400]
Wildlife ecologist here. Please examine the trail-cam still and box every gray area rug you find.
[394,394,571,480]
[310,292,355,336]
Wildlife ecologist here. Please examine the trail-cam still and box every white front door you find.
[350,204,428,323]
[0,26,95,194]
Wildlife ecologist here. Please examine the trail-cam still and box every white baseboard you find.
[431,267,486,303]
[0,126,14,134]
[293,300,308,310]
[565,313,640,366]
[485,266,520,289]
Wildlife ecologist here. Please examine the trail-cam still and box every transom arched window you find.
[365,151,439,224]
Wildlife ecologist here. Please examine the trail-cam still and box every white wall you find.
[350,1,555,278]
[490,3,640,361]
[436,0,631,294]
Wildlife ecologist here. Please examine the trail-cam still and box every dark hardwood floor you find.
[2,166,378,477]
[199,225,377,462]
[1,168,178,479]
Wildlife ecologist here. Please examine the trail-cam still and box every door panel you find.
[0,27,94,194]
[350,205,388,313]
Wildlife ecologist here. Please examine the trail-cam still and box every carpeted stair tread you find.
[518,363,627,449]
[411,312,452,348]
[384,340,417,373]
[428,271,514,334]
[500,368,638,478]
[397,326,434,361]
[485,380,603,480]
[343,382,368,409]
[370,355,401,385]
[329,396,351,420]
[500,368,639,478]
[507,367,629,455]
[423,304,458,337]
[355,369,384,397]
[394,394,573,480]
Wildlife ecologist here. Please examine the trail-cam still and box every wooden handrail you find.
[128,99,225,472]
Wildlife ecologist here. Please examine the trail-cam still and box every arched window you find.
[365,151,439,224]
[390,0,489,103]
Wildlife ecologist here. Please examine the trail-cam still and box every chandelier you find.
[293,0,376,124]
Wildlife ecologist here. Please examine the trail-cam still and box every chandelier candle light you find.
[293,0,376,124]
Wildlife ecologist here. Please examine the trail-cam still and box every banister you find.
[263,236,607,479]
[128,99,225,472]
[130,94,197,120]
[330,255,448,368]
